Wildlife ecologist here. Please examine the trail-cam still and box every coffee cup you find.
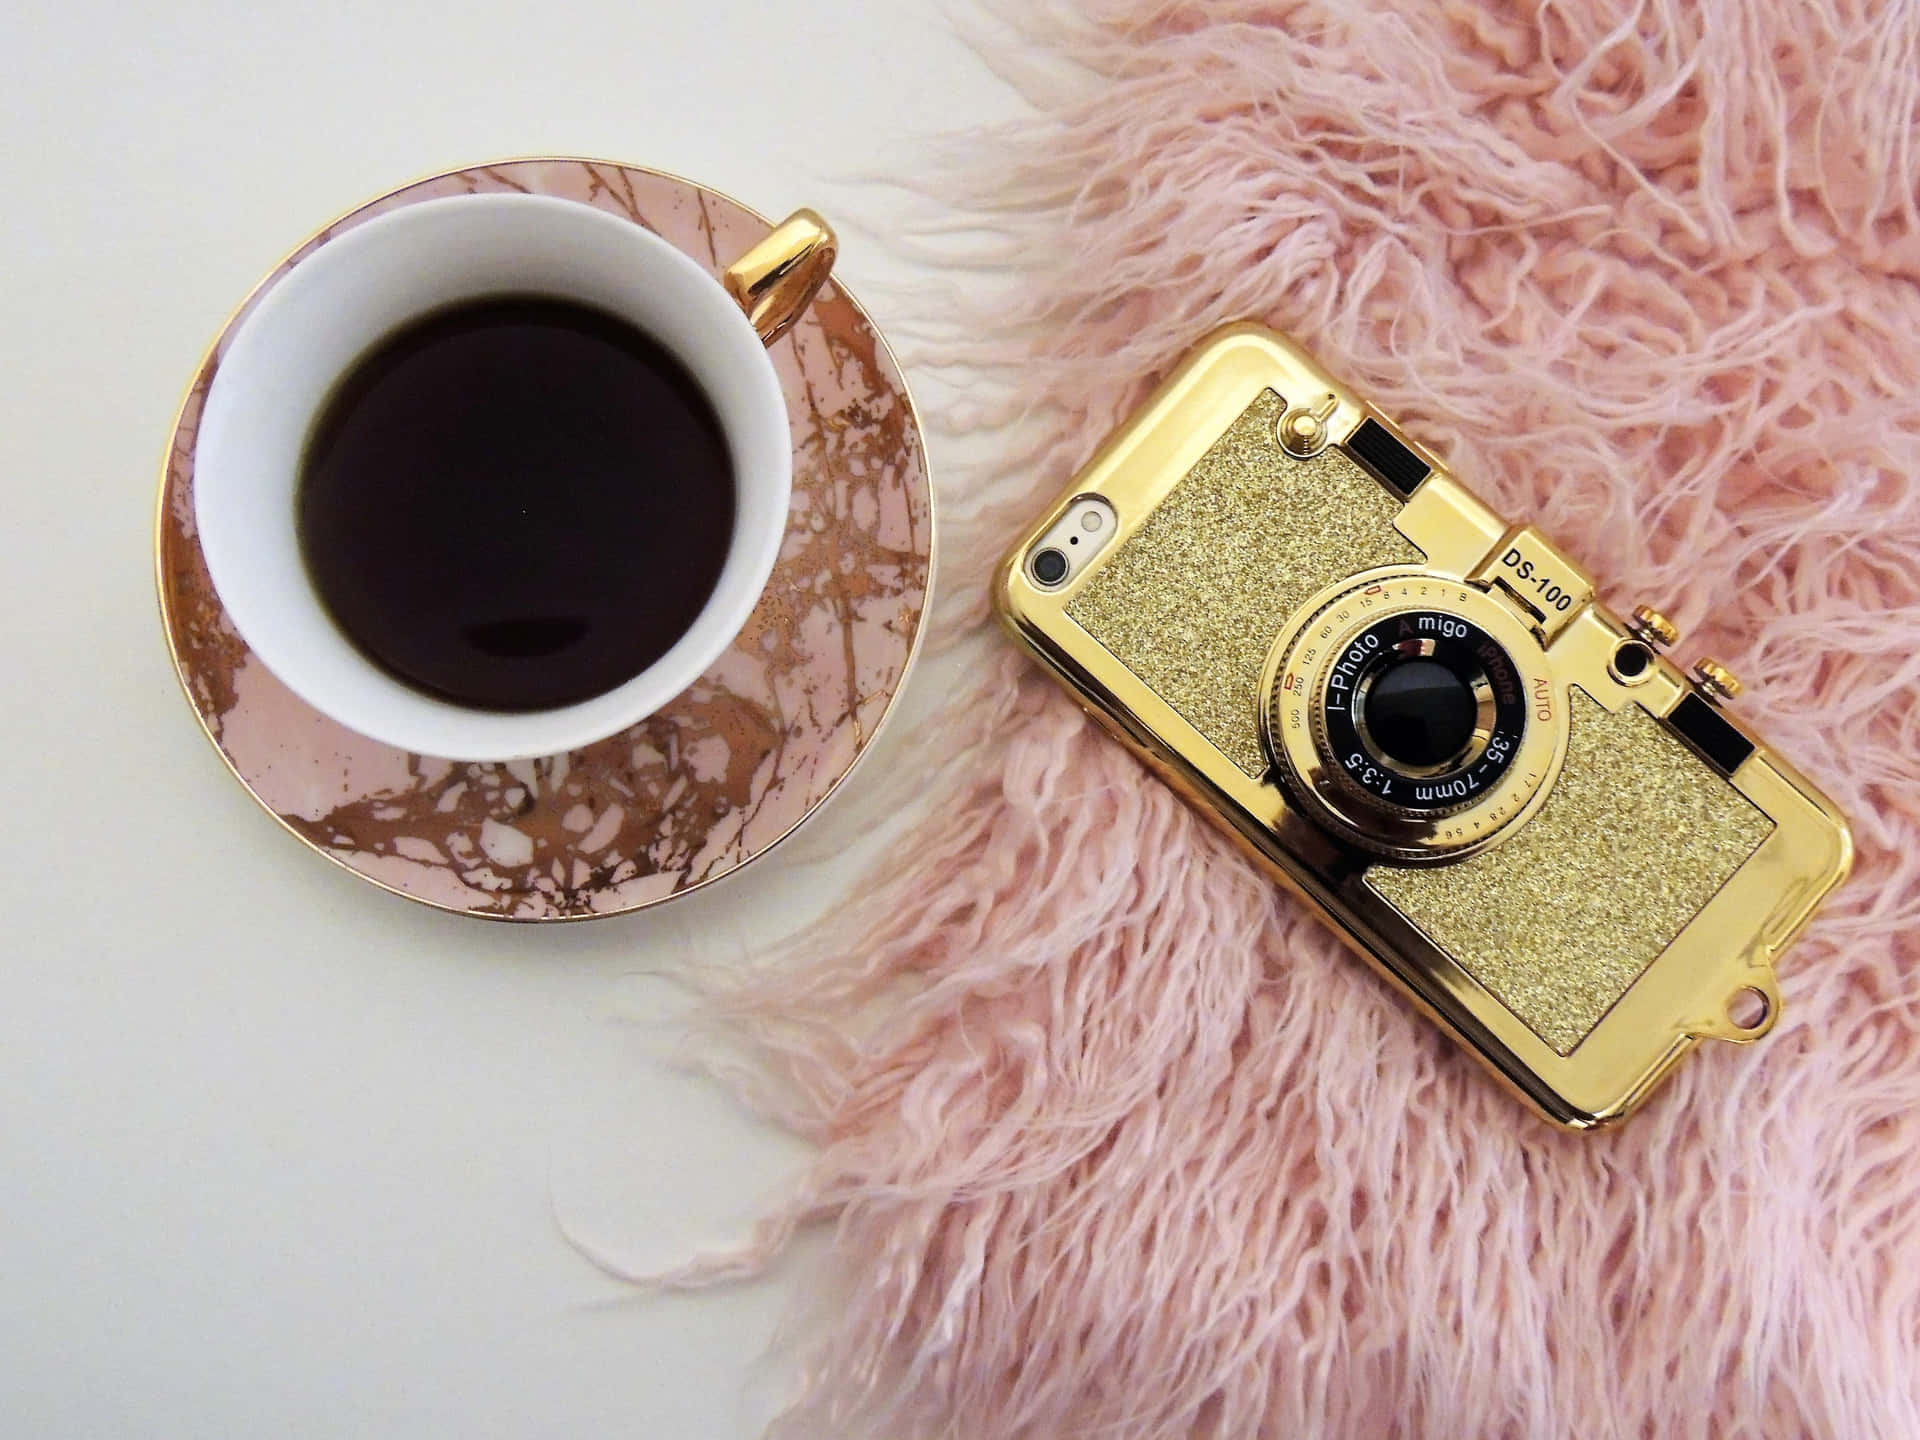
[193,191,834,761]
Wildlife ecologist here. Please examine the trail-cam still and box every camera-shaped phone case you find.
[995,324,1851,1128]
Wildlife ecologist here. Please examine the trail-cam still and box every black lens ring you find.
[1319,612,1528,812]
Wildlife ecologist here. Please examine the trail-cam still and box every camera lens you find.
[1363,659,1479,770]
[1266,578,1564,857]
[1031,548,1069,585]
[1306,610,1528,813]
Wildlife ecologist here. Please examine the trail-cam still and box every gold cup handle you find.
[722,209,838,346]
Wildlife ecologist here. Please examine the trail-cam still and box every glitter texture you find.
[1368,693,1774,1055]
[1068,389,1418,775]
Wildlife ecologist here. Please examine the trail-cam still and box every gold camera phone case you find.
[994,323,1852,1129]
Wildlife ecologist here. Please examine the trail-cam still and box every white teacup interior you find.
[194,193,791,761]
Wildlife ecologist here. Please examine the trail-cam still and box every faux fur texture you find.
[680,2,1920,1435]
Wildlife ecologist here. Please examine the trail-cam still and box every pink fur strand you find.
[664,2,1920,1435]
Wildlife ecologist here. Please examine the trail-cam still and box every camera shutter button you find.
[1628,605,1680,649]
[1692,658,1743,703]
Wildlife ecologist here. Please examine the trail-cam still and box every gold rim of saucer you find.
[155,157,935,922]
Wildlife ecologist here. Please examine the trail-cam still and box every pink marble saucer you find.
[157,159,931,921]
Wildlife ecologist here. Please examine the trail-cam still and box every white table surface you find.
[0,4,1022,1434]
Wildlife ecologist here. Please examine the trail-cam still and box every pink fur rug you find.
[682,2,1920,1434]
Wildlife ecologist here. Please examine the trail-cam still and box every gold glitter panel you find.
[1368,694,1774,1055]
[1067,389,1418,775]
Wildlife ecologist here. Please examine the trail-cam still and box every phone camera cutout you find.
[1026,496,1118,589]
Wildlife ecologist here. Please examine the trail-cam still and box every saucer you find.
[156,158,932,921]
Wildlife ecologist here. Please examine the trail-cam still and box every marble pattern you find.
[158,160,931,919]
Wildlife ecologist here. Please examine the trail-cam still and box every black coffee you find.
[297,297,736,713]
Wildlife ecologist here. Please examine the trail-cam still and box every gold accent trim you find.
[723,208,838,346]
[154,157,934,923]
